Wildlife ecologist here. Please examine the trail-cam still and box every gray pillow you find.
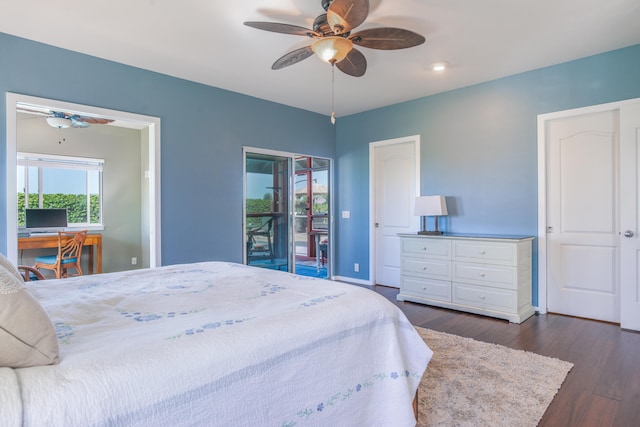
[0,256,59,368]
[0,252,23,282]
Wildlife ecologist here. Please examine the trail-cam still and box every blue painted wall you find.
[335,44,640,304]
[0,32,335,264]
[3,31,640,304]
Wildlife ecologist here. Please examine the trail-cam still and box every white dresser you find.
[397,234,535,323]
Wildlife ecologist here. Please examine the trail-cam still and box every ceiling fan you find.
[17,106,114,129]
[244,0,425,78]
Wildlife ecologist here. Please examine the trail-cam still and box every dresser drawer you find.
[401,237,451,259]
[452,262,517,289]
[452,240,516,265]
[401,276,451,302]
[402,257,451,281]
[453,283,517,312]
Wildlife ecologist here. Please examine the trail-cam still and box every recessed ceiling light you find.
[431,61,449,72]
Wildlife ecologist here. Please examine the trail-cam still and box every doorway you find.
[369,135,420,287]
[538,98,640,331]
[243,147,332,278]
[5,93,161,269]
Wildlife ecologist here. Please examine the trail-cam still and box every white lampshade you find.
[414,195,448,217]
[46,116,72,129]
[311,37,353,63]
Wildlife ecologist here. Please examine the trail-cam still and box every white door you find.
[620,102,640,330]
[546,110,621,322]
[371,136,420,287]
[542,100,640,330]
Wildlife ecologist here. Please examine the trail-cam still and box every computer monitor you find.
[25,208,68,233]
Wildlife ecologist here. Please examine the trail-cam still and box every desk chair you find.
[34,230,87,279]
[17,266,45,281]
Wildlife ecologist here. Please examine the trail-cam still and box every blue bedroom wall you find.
[0,32,335,265]
[4,31,640,302]
[335,44,640,305]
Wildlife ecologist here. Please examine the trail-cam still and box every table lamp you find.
[414,195,448,235]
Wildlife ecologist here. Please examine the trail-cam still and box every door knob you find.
[623,230,634,238]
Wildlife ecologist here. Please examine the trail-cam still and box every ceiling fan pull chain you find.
[331,64,336,125]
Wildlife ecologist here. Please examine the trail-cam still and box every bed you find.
[1,261,432,426]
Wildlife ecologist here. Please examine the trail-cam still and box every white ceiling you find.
[2,0,640,118]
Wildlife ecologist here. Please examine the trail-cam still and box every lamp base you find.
[417,230,444,235]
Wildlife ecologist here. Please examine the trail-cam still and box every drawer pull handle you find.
[479,250,486,254]
[422,247,428,251]
[480,295,486,300]
[479,273,486,277]
[422,266,428,270]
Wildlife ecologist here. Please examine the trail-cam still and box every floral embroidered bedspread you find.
[11,262,432,426]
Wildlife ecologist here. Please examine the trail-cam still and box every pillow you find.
[0,258,59,368]
[0,252,23,282]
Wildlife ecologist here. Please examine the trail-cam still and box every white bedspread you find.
[7,262,432,426]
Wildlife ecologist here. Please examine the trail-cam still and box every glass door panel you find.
[244,152,292,271]
[294,156,330,278]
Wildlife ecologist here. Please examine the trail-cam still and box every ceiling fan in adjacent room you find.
[244,0,425,78]
[17,106,114,129]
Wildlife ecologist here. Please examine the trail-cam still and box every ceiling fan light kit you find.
[46,117,72,129]
[245,0,425,123]
[312,37,353,63]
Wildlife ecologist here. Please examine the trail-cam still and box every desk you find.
[18,233,102,274]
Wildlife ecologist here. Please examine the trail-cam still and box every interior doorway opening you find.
[5,93,162,270]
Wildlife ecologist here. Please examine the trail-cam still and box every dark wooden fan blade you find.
[350,27,425,50]
[272,46,315,70]
[336,48,367,77]
[327,0,369,35]
[244,21,319,38]
[76,116,114,125]
[70,118,90,128]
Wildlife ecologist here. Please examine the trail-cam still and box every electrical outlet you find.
[354,263,359,272]
[131,257,137,265]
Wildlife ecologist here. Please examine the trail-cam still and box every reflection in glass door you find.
[244,151,292,271]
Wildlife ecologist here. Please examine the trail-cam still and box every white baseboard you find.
[333,275,373,287]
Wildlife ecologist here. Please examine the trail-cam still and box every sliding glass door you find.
[244,148,331,278]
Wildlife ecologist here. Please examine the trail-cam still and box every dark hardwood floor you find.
[373,285,640,427]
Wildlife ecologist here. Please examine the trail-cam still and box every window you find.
[17,153,104,228]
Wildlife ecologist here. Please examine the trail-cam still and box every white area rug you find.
[416,327,573,427]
